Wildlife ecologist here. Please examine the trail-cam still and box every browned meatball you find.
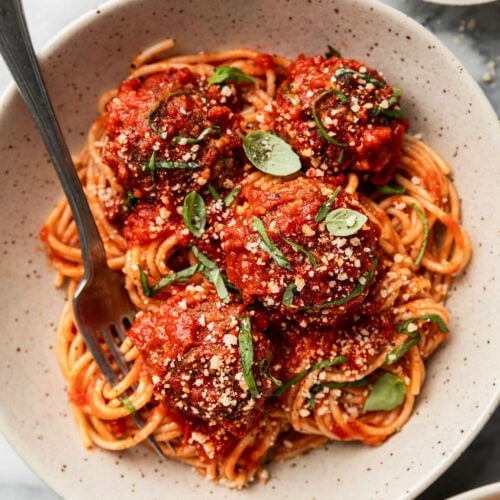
[222,177,381,326]
[272,54,408,184]
[127,288,274,437]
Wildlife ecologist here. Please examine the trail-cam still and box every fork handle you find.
[0,0,107,269]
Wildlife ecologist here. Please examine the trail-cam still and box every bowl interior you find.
[0,0,499,498]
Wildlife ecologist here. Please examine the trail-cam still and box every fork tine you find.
[74,311,169,459]
[100,325,130,377]
[97,323,173,457]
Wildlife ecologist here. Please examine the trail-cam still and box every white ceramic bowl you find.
[0,0,499,498]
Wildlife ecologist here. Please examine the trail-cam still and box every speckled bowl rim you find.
[0,0,499,499]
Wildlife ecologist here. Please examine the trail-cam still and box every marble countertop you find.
[0,1,498,499]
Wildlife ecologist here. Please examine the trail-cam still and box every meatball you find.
[272,54,408,184]
[127,288,275,436]
[221,177,380,325]
[103,67,243,205]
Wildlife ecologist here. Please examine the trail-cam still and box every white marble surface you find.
[0,1,498,499]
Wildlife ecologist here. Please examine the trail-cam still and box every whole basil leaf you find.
[243,131,301,176]
[364,372,407,411]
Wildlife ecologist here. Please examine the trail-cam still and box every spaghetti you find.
[41,41,471,488]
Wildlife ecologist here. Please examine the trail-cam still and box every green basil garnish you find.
[147,89,196,139]
[388,87,403,106]
[243,131,301,176]
[280,233,318,267]
[190,244,232,303]
[325,44,342,59]
[386,331,420,365]
[308,378,369,409]
[174,125,221,145]
[307,256,378,310]
[388,313,449,363]
[207,184,241,206]
[141,151,200,173]
[312,90,348,147]
[282,282,297,307]
[371,107,405,120]
[139,266,151,296]
[207,184,221,201]
[412,203,429,266]
[325,208,368,236]
[377,183,406,195]
[223,185,242,207]
[121,397,137,414]
[364,372,407,412]
[371,88,405,120]
[335,67,386,88]
[274,356,347,397]
[315,186,342,222]
[258,359,283,387]
[209,65,256,85]
[396,314,448,334]
[238,316,259,398]
[252,216,293,271]
[182,191,206,237]
[139,263,202,297]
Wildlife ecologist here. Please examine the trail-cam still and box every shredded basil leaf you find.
[141,152,200,172]
[182,191,206,237]
[147,89,196,139]
[312,90,348,147]
[335,67,386,88]
[364,372,407,412]
[258,359,283,387]
[274,356,347,397]
[121,397,137,414]
[387,313,448,363]
[243,131,301,176]
[224,185,242,207]
[124,190,139,209]
[207,184,241,206]
[308,257,378,310]
[280,233,318,267]
[139,266,152,296]
[377,183,406,195]
[325,44,342,59]
[371,107,405,120]
[308,378,369,409]
[209,65,256,85]
[325,208,368,237]
[252,216,293,271]
[337,147,345,165]
[315,186,342,222]
[282,283,297,307]
[401,314,448,333]
[140,263,202,297]
[412,203,429,266]
[190,245,232,303]
[388,87,403,106]
[238,316,259,398]
[174,125,221,145]
[207,184,221,201]
[386,332,420,365]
